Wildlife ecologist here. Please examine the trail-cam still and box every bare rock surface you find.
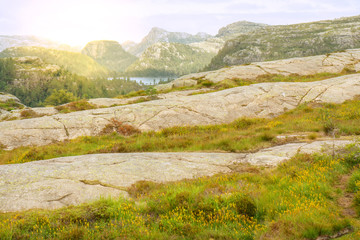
[157,49,360,90]
[87,89,207,107]
[0,140,351,212]
[0,92,22,104]
[0,74,360,150]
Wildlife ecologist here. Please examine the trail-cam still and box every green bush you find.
[44,89,77,106]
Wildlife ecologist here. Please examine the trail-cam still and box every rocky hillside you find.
[0,35,78,52]
[127,27,212,56]
[0,72,359,150]
[215,20,267,39]
[206,15,360,70]
[189,37,225,54]
[158,49,360,90]
[0,46,109,78]
[125,42,215,76]
[82,40,137,73]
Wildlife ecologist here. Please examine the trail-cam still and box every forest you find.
[0,58,143,107]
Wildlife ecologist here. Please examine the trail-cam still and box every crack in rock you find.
[79,179,128,192]
[52,117,70,137]
[47,193,72,203]
[297,87,313,106]
[177,106,222,123]
[252,64,272,74]
[310,84,337,102]
[138,106,176,127]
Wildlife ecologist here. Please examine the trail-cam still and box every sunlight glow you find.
[17,0,142,46]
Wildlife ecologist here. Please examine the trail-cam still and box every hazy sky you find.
[0,0,359,46]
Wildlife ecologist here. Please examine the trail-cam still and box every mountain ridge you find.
[206,15,360,70]
[82,40,137,73]
[127,27,213,56]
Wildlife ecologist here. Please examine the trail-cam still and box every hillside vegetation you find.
[215,20,267,39]
[0,46,110,78]
[206,15,360,70]
[82,40,137,73]
[0,57,142,106]
[1,98,360,239]
[125,42,215,77]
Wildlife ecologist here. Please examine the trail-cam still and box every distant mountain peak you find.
[216,21,267,38]
[127,28,212,56]
[149,27,167,33]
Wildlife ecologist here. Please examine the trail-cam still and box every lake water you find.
[130,77,175,85]
[108,77,176,85]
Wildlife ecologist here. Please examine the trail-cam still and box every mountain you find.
[82,40,137,73]
[125,42,215,77]
[206,15,360,70]
[128,27,213,56]
[215,21,267,39]
[0,35,78,52]
[189,38,226,54]
[0,46,109,78]
[122,41,137,52]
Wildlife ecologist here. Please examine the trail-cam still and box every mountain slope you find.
[206,15,360,70]
[82,40,137,73]
[0,46,109,77]
[125,42,215,76]
[0,35,78,52]
[215,20,267,39]
[128,27,212,56]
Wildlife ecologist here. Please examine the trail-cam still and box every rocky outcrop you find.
[0,92,25,120]
[0,73,359,150]
[0,92,22,105]
[158,49,360,90]
[0,90,207,121]
[0,140,351,212]
[88,89,208,107]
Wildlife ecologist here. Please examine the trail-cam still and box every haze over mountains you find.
[0,15,359,78]
[0,35,79,52]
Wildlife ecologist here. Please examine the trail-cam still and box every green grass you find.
[0,99,24,111]
[1,98,360,164]
[1,145,360,239]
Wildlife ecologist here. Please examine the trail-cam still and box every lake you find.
[108,77,176,85]
[130,77,175,85]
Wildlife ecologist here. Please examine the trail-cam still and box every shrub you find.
[100,118,140,136]
[229,194,257,218]
[20,109,44,119]
[127,181,161,198]
[44,89,77,106]
[55,100,96,113]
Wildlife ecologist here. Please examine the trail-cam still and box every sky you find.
[0,0,359,47]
